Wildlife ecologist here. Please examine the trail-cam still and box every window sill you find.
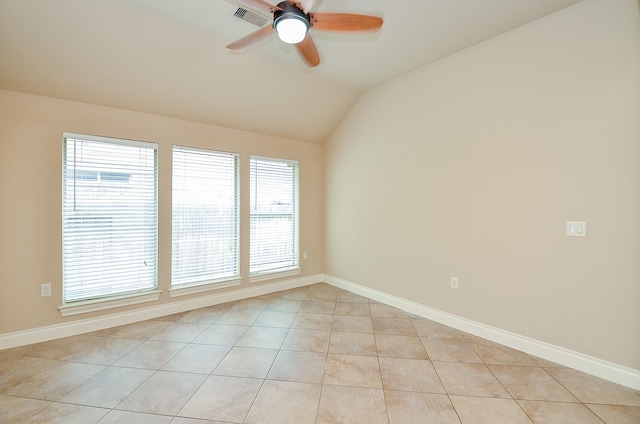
[58,290,162,317]
[169,277,242,298]
[249,267,301,284]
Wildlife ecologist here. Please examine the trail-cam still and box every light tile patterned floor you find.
[0,283,639,423]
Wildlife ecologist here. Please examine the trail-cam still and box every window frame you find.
[60,132,159,315]
[170,145,241,296]
[248,155,300,282]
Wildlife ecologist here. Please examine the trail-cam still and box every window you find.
[172,146,239,288]
[62,133,158,303]
[249,156,299,277]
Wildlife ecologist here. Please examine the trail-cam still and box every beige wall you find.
[0,90,325,334]
[325,0,640,369]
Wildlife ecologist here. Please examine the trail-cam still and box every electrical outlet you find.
[450,277,459,289]
[41,283,52,297]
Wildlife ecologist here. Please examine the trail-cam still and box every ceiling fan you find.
[227,0,383,67]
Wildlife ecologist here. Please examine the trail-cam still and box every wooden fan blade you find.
[237,0,282,14]
[295,34,320,67]
[310,13,383,32]
[227,25,276,50]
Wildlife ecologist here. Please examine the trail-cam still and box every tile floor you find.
[1,283,639,423]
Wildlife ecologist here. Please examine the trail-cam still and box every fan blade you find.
[310,13,383,32]
[295,34,320,67]
[227,25,276,50]
[237,0,282,14]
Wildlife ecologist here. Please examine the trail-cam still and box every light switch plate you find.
[566,221,587,237]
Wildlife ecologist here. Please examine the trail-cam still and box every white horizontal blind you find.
[249,157,299,274]
[172,146,239,286]
[62,135,158,303]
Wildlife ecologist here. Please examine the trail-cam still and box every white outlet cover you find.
[450,277,459,289]
[566,221,587,237]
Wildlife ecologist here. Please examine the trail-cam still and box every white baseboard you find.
[0,274,323,351]
[323,274,640,391]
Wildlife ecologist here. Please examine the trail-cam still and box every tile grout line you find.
[415,316,465,424]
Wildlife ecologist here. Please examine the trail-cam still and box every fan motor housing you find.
[273,1,311,28]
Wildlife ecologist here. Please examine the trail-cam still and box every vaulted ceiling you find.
[0,0,583,143]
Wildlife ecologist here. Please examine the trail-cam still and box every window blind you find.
[249,156,299,275]
[62,134,158,303]
[172,146,239,286]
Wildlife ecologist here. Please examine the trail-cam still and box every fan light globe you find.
[275,16,308,44]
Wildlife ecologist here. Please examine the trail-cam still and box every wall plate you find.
[566,221,587,237]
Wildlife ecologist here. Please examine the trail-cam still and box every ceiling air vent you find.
[233,7,270,28]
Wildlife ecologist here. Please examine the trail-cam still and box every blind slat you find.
[171,146,239,286]
[62,136,158,303]
[249,157,299,274]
